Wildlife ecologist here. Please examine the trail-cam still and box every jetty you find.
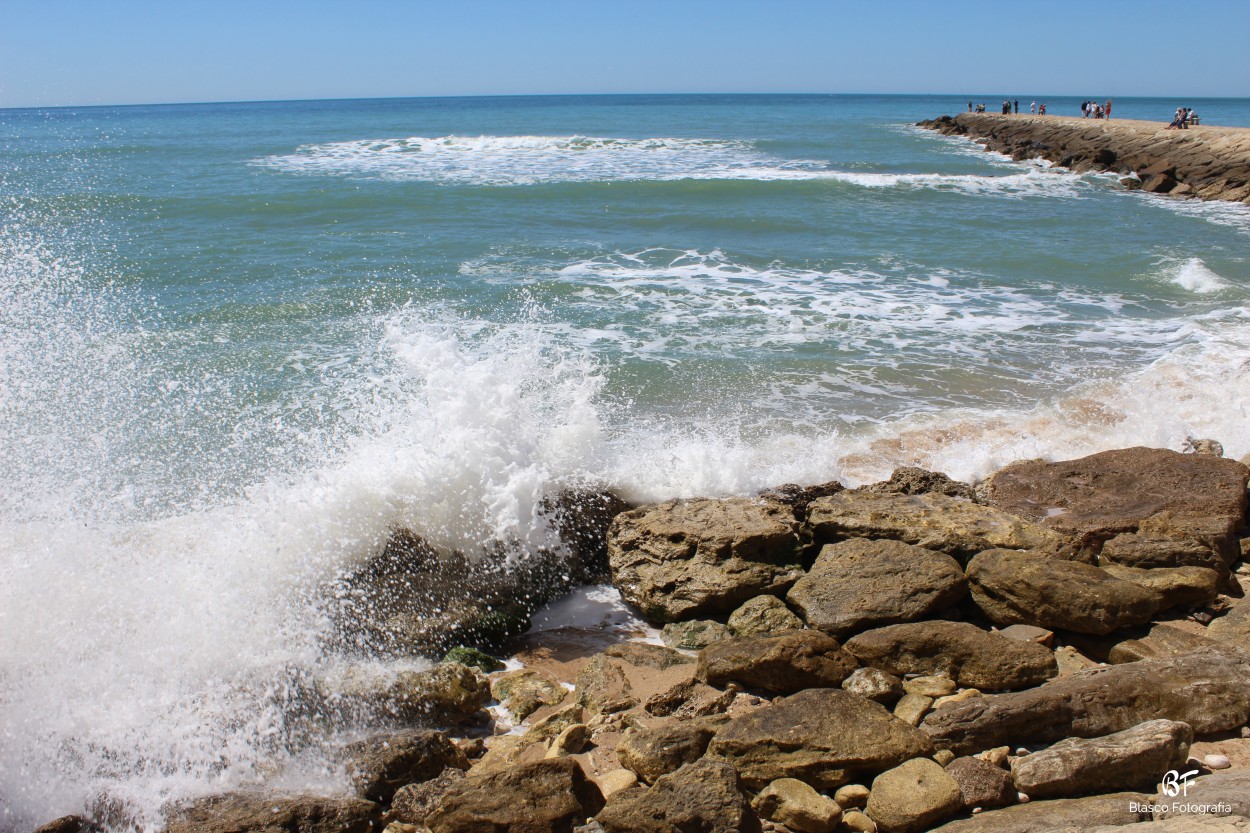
[919,113,1250,204]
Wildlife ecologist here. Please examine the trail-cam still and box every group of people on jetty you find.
[967,99,1048,115]
[1080,99,1113,119]
[1167,107,1200,129]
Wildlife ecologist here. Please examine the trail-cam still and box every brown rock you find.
[844,621,1057,691]
[343,730,468,802]
[661,619,730,650]
[858,467,976,500]
[426,758,604,833]
[576,654,638,715]
[806,492,1064,561]
[644,676,737,718]
[329,661,490,726]
[922,645,1250,755]
[708,688,934,788]
[727,595,804,637]
[841,667,905,704]
[1100,564,1221,610]
[945,756,1016,809]
[165,793,380,833]
[926,791,1151,832]
[752,778,843,833]
[596,758,760,833]
[697,630,858,693]
[616,718,723,783]
[786,539,967,637]
[1154,768,1250,819]
[603,642,694,670]
[391,768,466,826]
[491,668,567,721]
[967,550,1158,634]
[866,758,963,833]
[30,819,101,833]
[1009,718,1192,799]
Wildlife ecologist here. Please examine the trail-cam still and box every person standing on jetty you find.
[1014,99,1019,114]
[1105,99,1113,119]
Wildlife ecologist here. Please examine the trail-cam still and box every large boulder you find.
[708,688,934,788]
[1010,719,1192,799]
[164,793,380,833]
[616,717,723,784]
[597,758,760,833]
[425,758,604,833]
[343,730,468,802]
[697,630,858,694]
[786,539,967,638]
[805,492,1065,561]
[607,498,804,622]
[922,645,1250,755]
[980,447,1249,567]
[866,758,964,833]
[844,621,1057,691]
[927,792,1152,832]
[966,550,1159,634]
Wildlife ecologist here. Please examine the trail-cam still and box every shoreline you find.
[918,113,1250,204]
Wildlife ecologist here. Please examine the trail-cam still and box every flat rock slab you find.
[426,758,605,833]
[608,497,804,621]
[597,758,761,833]
[697,629,858,694]
[165,793,381,833]
[923,646,1250,756]
[844,621,1057,691]
[805,491,1064,561]
[786,538,967,638]
[708,688,934,788]
[1059,819,1250,833]
[927,792,1152,833]
[967,550,1159,634]
[1010,719,1192,799]
[981,447,1248,566]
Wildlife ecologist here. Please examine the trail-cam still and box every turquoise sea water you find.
[3,94,1250,827]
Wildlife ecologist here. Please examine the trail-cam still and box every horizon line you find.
[4,90,1246,113]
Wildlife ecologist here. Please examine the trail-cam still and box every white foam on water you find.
[1142,192,1250,236]
[1158,257,1233,293]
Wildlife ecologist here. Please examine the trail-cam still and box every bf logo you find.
[1161,769,1199,797]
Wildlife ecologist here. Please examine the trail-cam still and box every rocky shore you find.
[918,113,1250,203]
[34,444,1250,833]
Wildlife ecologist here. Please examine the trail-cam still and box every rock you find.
[1206,753,1232,770]
[1054,645,1100,675]
[392,768,466,826]
[164,793,381,833]
[922,645,1250,755]
[604,641,694,670]
[644,676,737,718]
[329,661,490,726]
[491,668,568,721]
[805,492,1065,561]
[661,619,730,650]
[708,688,935,788]
[904,676,957,698]
[543,488,631,583]
[1206,604,1250,647]
[576,654,639,715]
[843,810,878,833]
[441,646,505,673]
[844,621,1058,691]
[894,693,933,726]
[1105,622,1216,664]
[344,730,469,802]
[616,718,722,783]
[607,497,804,622]
[426,758,605,833]
[866,758,963,833]
[1061,820,1250,832]
[30,819,101,833]
[752,778,843,833]
[945,756,1016,809]
[967,550,1159,634]
[758,480,845,521]
[595,768,639,798]
[546,723,589,757]
[1143,173,1179,193]
[597,758,760,833]
[786,539,967,637]
[926,792,1152,832]
[1100,564,1221,610]
[858,467,976,500]
[842,667,905,704]
[835,784,871,808]
[998,625,1054,646]
[1155,769,1250,818]
[697,630,857,693]
[981,447,1249,568]
[524,703,586,743]
[1010,719,1192,799]
[1184,437,1226,457]
[934,749,956,766]
[727,595,804,637]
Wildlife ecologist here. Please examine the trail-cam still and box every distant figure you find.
[1030,101,1037,115]
[1002,100,1011,115]
[1189,108,1200,126]
[1105,99,1112,120]
[968,100,973,113]
[1039,103,1047,115]
[1081,101,1088,118]
[1014,99,1019,114]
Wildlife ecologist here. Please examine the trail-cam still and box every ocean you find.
[2,93,1249,828]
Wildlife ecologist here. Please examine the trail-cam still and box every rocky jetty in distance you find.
[918,113,1250,203]
[34,445,1250,833]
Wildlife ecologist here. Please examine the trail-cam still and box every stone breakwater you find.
[31,446,1250,833]
[919,113,1250,203]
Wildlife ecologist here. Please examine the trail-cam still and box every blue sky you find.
[2,0,1247,108]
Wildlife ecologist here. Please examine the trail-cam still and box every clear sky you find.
[2,0,1247,108]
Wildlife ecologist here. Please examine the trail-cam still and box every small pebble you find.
[748,696,762,706]
[1239,726,1250,739]
[1205,753,1232,770]
[971,807,983,815]
[1014,747,1029,757]
[1017,792,1030,804]
[1191,611,1214,624]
